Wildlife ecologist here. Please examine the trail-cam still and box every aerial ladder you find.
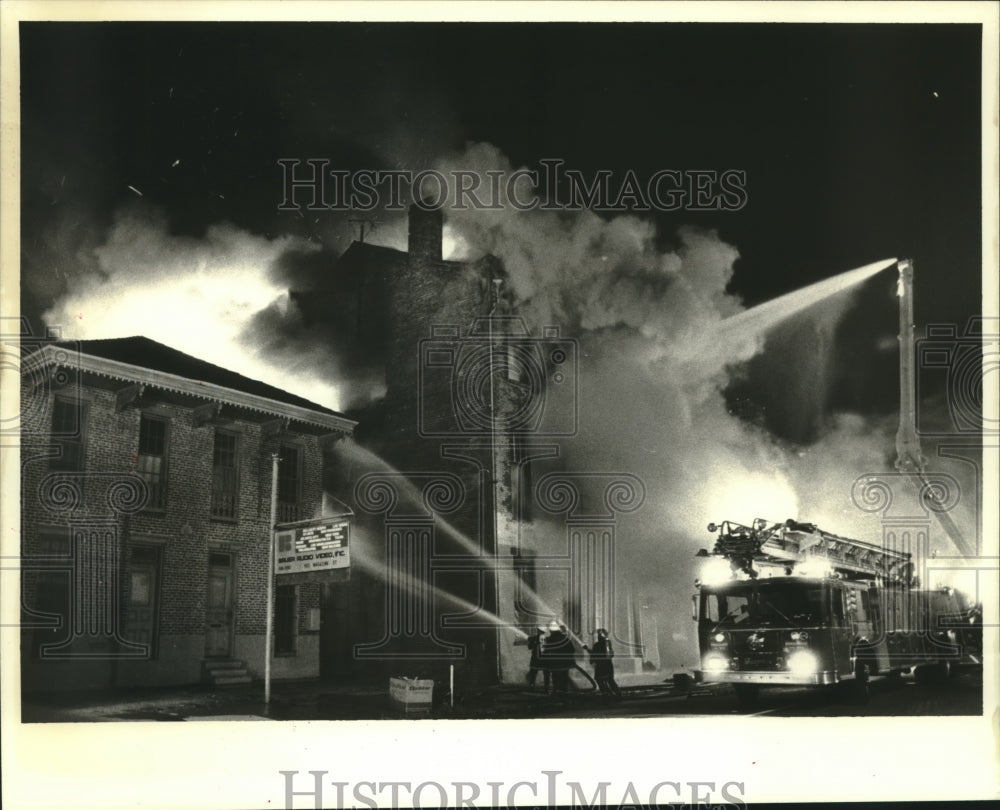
[894,260,974,556]
[701,517,914,584]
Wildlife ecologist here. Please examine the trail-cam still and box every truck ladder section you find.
[704,518,914,584]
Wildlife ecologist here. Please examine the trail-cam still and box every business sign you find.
[274,518,350,583]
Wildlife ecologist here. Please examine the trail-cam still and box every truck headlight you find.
[786,649,819,676]
[703,652,730,673]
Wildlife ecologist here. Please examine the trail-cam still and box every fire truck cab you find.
[693,518,981,707]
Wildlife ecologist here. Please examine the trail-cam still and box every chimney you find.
[408,202,443,262]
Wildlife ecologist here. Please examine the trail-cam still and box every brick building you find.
[305,207,510,688]
[302,204,651,687]
[20,336,355,692]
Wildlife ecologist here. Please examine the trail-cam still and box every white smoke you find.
[42,203,347,410]
[39,144,979,669]
[429,143,800,509]
[423,143,980,668]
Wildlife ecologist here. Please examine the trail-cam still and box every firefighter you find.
[541,620,574,695]
[526,626,550,691]
[585,628,622,701]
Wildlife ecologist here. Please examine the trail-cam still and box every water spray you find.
[350,544,527,639]
[340,439,577,637]
[719,257,898,342]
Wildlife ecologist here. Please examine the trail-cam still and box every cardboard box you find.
[389,677,434,712]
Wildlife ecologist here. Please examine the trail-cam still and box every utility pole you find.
[265,452,279,704]
[488,277,504,681]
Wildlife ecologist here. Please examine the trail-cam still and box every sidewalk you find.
[21,669,692,722]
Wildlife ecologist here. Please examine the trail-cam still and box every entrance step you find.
[202,659,253,687]
[205,659,245,670]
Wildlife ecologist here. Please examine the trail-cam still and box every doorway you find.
[205,552,235,658]
[126,545,161,655]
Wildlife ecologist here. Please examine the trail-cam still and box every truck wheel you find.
[915,662,949,686]
[733,683,759,709]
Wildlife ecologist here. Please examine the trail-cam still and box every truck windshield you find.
[704,583,826,628]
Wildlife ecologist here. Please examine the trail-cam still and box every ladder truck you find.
[690,258,983,708]
[692,518,982,707]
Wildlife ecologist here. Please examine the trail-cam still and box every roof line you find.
[30,344,357,434]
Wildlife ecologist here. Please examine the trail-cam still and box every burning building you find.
[296,204,653,687]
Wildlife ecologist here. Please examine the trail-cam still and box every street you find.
[21,667,982,722]
[535,668,983,719]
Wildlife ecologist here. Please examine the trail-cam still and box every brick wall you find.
[330,207,507,687]
[20,374,328,690]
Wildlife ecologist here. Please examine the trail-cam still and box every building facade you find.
[20,336,355,692]
[307,205,652,687]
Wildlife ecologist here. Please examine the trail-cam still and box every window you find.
[49,396,87,471]
[704,593,720,623]
[277,444,301,523]
[211,430,239,519]
[274,584,297,655]
[137,415,168,510]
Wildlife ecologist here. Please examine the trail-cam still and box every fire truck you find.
[692,517,982,707]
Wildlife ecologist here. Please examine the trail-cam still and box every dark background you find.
[19,22,984,438]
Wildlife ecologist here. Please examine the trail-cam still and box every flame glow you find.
[42,209,345,410]
[708,471,800,529]
[699,557,735,587]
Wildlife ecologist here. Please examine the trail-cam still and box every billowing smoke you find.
[240,245,391,409]
[40,143,980,669]
[428,143,802,507]
[42,202,357,410]
[421,143,979,668]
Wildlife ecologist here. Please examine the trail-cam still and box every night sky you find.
[7,16,998,802]
[19,21,985,437]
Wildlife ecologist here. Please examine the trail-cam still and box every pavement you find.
[20,669,689,722]
[21,667,981,721]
